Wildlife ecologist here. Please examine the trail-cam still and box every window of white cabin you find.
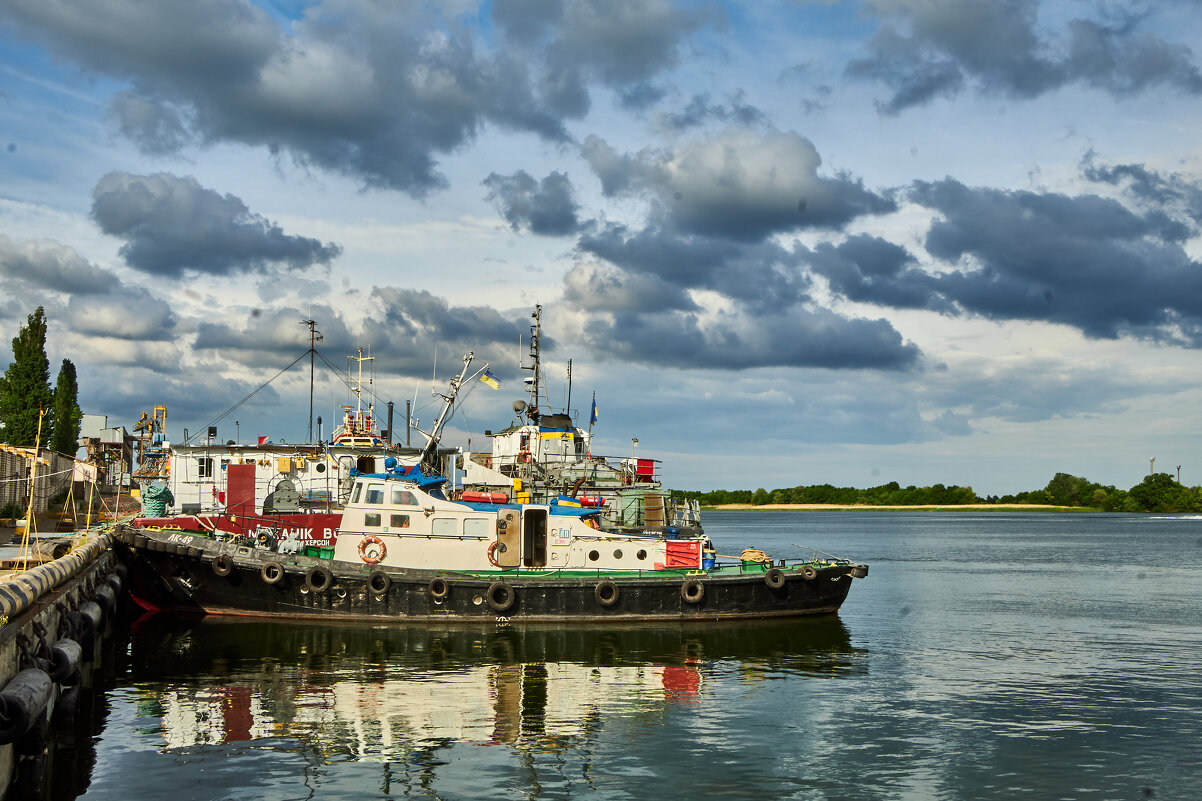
[391,488,418,506]
[463,518,491,537]
[364,513,381,527]
[351,483,363,503]
[365,484,385,504]
[198,457,214,479]
[431,518,458,535]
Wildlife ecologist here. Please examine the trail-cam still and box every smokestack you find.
[317,415,323,443]
[387,401,394,445]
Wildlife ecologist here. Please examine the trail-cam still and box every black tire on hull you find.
[261,562,285,585]
[428,577,450,601]
[764,568,786,590]
[594,579,620,607]
[368,571,391,596]
[305,566,333,593]
[212,554,234,577]
[681,578,705,604]
[486,581,515,613]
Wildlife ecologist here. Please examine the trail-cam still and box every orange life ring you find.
[358,536,386,564]
[487,540,502,567]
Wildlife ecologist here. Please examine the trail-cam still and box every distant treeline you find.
[678,472,1202,513]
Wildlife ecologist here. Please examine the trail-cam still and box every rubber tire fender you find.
[764,567,786,590]
[304,566,333,593]
[681,578,705,605]
[261,562,285,585]
[486,581,515,613]
[594,579,620,607]
[212,554,234,577]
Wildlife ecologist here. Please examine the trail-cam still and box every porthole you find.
[589,550,600,561]
[613,549,623,559]
[316,463,326,473]
[636,549,648,560]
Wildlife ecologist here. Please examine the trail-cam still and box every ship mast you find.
[343,349,373,438]
[523,305,543,421]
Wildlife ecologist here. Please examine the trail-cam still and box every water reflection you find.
[125,614,865,760]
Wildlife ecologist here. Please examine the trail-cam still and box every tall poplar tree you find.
[51,359,82,455]
[0,307,54,447]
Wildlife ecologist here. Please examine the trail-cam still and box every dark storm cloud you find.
[91,172,342,277]
[0,235,116,295]
[483,170,582,236]
[2,0,713,197]
[847,0,1202,114]
[808,234,951,311]
[493,0,719,116]
[563,222,919,370]
[193,306,359,370]
[581,129,896,240]
[573,306,920,370]
[577,223,811,312]
[813,176,1202,346]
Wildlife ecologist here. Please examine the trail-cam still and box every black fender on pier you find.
[0,669,53,745]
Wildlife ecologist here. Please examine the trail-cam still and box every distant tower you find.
[1149,456,1155,475]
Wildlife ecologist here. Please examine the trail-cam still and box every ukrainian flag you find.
[480,369,501,390]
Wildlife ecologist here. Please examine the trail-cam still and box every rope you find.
[739,548,771,563]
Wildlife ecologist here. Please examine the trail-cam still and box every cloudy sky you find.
[3,0,1202,495]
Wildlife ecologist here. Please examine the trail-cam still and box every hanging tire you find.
[764,567,786,590]
[681,578,705,604]
[212,554,234,577]
[261,562,285,585]
[486,581,515,613]
[801,565,818,581]
[428,577,450,601]
[594,579,620,607]
[368,571,391,596]
[304,566,333,592]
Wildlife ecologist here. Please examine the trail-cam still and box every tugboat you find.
[460,306,702,533]
[116,351,868,622]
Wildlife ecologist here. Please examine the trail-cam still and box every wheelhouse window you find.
[364,513,381,527]
[351,483,363,503]
[391,488,418,506]
[365,484,385,504]
[390,514,410,528]
[198,457,214,479]
[431,518,458,536]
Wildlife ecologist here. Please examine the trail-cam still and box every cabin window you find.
[391,488,418,506]
[364,513,381,527]
[588,550,600,561]
[351,483,363,503]
[637,549,648,560]
[464,518,490,537]
[365,484,385,504]
[613,549,623,559]
[432,518,458,536]
[198,457,214,479]
[390,514,410,528]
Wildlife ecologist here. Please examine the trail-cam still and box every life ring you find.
[212,554,234,577]
[487,540,503,567]
[594,579,620,607]
[368,570,391,596]
[764,567,786,590]
[261,562,285,585]
[428,577,450,601]
[486,581,515,613]
[681,578,705,604]
[801,565,819,581]
[305,566,333,592]
[358,536,387,564]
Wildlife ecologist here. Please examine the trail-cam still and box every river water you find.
[42,512,1202,800]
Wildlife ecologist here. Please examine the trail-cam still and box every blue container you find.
[701,549,716,570]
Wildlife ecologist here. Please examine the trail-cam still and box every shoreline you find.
[704,503,1090,512]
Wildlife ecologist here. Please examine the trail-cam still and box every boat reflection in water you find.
[127,615,865,759]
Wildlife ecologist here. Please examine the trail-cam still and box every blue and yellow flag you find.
[590,396,598,426]
[480,369,501,390]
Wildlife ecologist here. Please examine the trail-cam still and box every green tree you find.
[50,359,82,455]
[0,307,53,446]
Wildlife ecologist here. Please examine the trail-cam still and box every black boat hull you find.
[115,526,865,622]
